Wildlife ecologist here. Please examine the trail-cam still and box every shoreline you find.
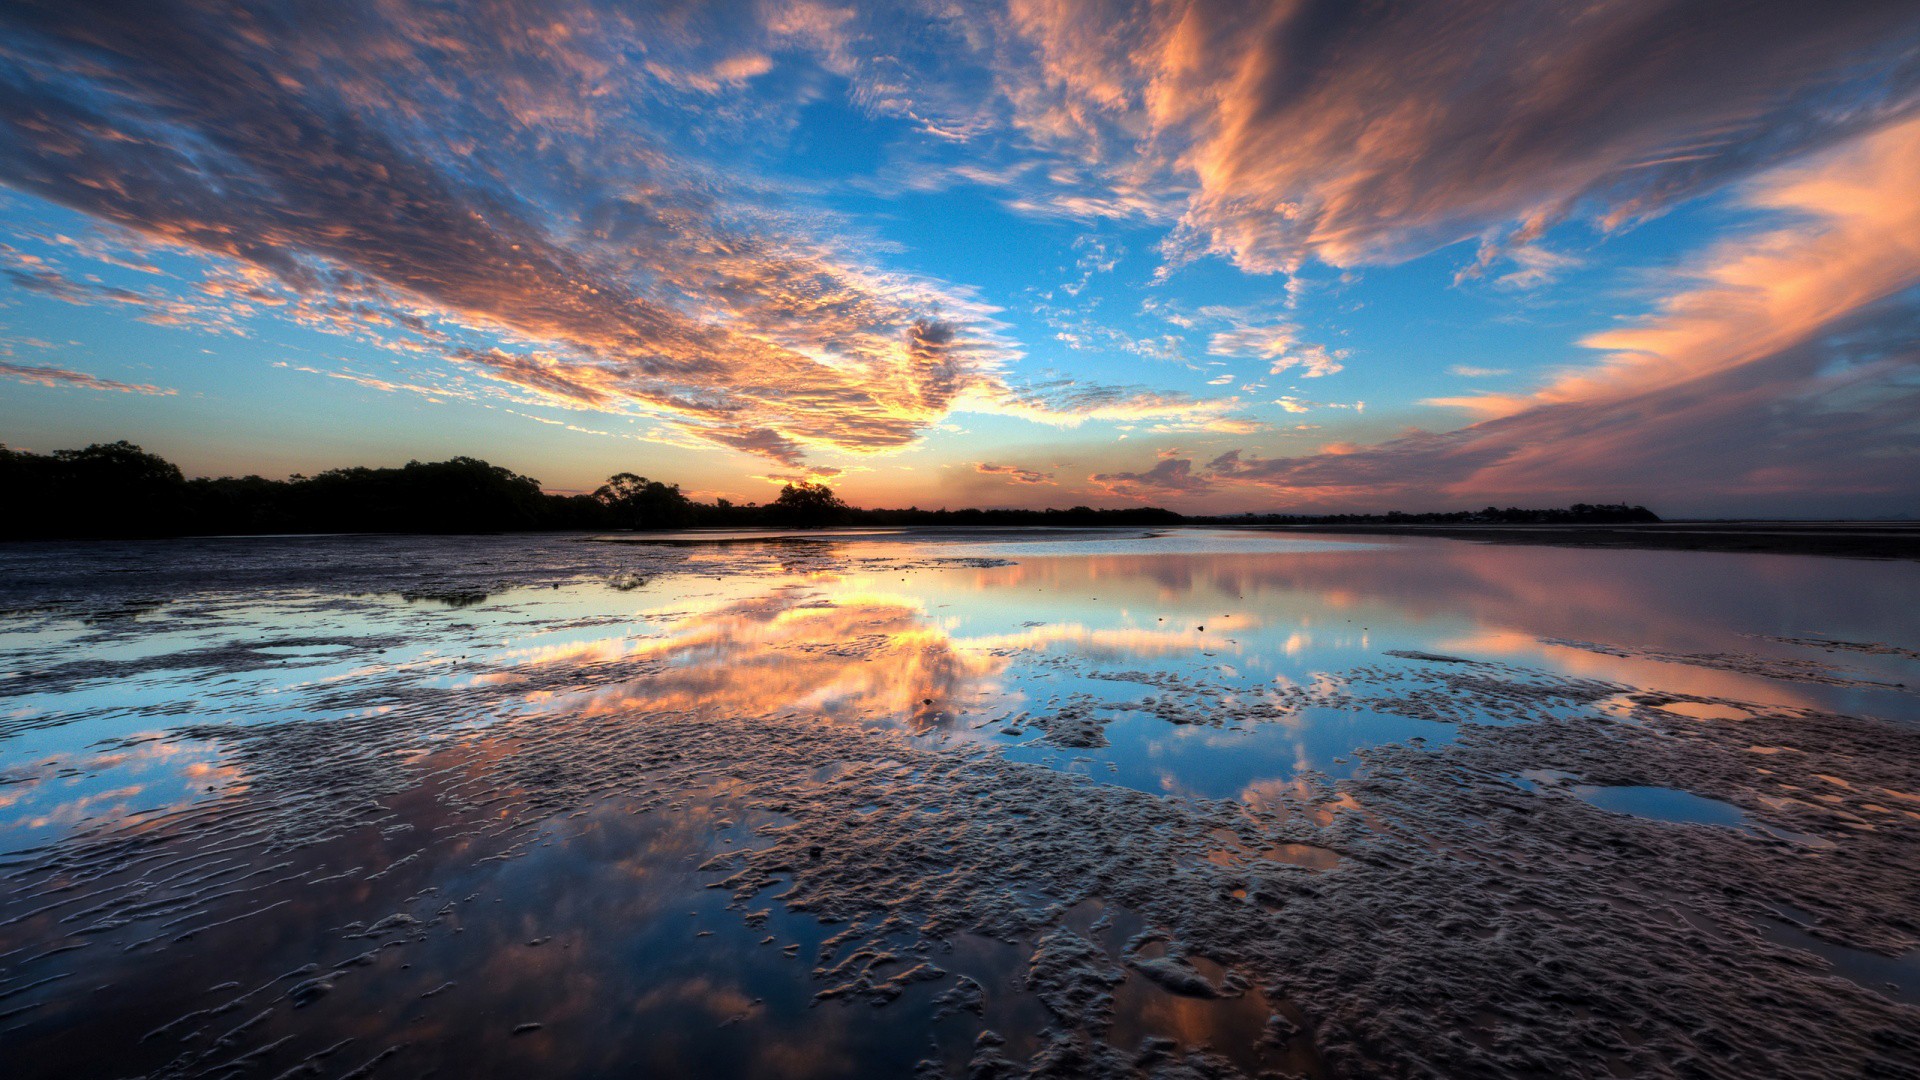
[4,520,1912,560]
[1235,520,1919,560]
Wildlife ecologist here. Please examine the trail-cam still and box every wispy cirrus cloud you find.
[0,361,173,395]
[974,461,1054,485]
[992,0,1920,279]
[273,362,461,403]
[964,379,1260,434]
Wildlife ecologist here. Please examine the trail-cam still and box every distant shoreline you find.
[7,520,1909,561]
[1235,521,1920,560]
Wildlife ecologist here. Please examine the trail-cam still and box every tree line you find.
[1218,505,1662,526]
[0,441,1181,538]
[0,441,1655,539]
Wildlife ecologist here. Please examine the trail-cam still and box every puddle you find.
[1758,909,1920,1005]
[1571,785,1750,828]
[1206,829,1344,871]
[1658,701,1751,721]
[1565,784,1836,849]
[999,706,1456,800]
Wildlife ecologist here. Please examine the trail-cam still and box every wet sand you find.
[1,532,1916,1078]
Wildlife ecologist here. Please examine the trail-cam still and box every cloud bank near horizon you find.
[1093,116,1920,514]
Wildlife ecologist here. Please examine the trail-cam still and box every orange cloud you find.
[974,461,1054,485]
[1150,116,1920,513]
[3,0,1189,467]
[994,0,1920,278]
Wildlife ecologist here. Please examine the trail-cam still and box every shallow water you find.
[2,529,1917,1078]
[1570,785,1750,827]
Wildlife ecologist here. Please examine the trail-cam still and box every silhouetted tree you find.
[768,481,849,527]
[2,440,186,536]
[593,472,693,529]
[294,457,550,532]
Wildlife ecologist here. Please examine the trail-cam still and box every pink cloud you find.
[974,461,1054,485]
[996,0,1920,279]
[0,361,174,396]
[1103,117,1920,515]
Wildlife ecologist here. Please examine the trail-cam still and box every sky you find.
[0,0,1916,517]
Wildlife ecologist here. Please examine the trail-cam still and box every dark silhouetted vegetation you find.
[842,504,1184,528]
[591,473,695,530]
[1210,504,1662,526]
[767,482,850,527]
[1,441,187,538]
[1,443,602,537]
[0,441,1658,539]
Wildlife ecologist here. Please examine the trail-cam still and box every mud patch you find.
[2,533,1918,1079]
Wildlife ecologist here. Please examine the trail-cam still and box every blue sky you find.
[1,0,1916,516]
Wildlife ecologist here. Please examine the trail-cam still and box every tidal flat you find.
[1,530,1917,1079]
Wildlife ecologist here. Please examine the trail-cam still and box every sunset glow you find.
[2,1,1915,515]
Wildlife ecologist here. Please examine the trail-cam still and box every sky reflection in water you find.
[1,531,1917,1076]
[6,530,1918,884]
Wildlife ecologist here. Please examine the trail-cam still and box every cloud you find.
[0,0,1043,465]
[1,241,240,330]
[1473,243,1583,291]
[964,379,1257,434]
[1204,318,1344,378]
[1198,432,1519,505]
[699,426,810,469]
[995,0,1920,276]
[1090,455,1213,499]
[1272,396,1361,415]
[1210,303,1920,515]
[1188,116,1920,514]
[1424,114,1920,421]
[750,464,844,487]
[3,0,1913,515]
[974,461,1054,485]
[274,362,459,402]
[1043,316,1186,364]
[1447,366,1510,379]
[644,53,776,94]
[0,361,174,395]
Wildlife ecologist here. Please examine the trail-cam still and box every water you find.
[1,530,1917,1078]
[1759,906,1920,1005]
[1570,786,1751,827]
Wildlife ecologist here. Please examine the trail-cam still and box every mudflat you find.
[1,531,1916,1078]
